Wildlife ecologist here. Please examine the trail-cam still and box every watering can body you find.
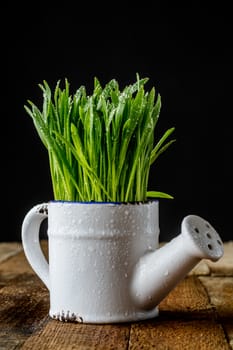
[21,201,223,323]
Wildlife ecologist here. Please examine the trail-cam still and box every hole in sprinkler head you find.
[217,240,222,246]
[206,232,212,239]
[208,244,213,250]
[205,223,210,228]
[194,227,199,233]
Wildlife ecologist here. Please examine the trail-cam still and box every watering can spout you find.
[130,215,224,310]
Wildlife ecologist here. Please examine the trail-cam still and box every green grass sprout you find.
[24,74,175,202]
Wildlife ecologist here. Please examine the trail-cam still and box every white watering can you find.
[21,201,223,323]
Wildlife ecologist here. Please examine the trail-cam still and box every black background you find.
[5,2,232,242]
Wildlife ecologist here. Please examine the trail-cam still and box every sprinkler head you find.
[181,215,224,261]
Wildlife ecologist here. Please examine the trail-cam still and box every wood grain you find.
[0,241,232,349]
[129,319,230,350]
[21,322,130,350]
[159,275,215,318]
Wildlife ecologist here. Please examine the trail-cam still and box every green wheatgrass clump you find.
[24,74,175,202]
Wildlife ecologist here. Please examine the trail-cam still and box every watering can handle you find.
[21,203,50,290]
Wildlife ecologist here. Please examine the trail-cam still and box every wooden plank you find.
[199,276,233,349]
[189,260,211,275]
[127,276,228,349]
[159,275,215,318]
[0,242,22,264]
[224,322,233,350]
[0,241,232,349]
[21,321,130,350]
[0,273,49,350]
[129,319,230,350]
[0,241,48,288]
[199,276,233,318]
[0,250,39,291]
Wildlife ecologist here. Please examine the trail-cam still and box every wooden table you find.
[0,240,232,349]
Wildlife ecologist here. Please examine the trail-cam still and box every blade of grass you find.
[147,191,174,199]
[150,127,175,165]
